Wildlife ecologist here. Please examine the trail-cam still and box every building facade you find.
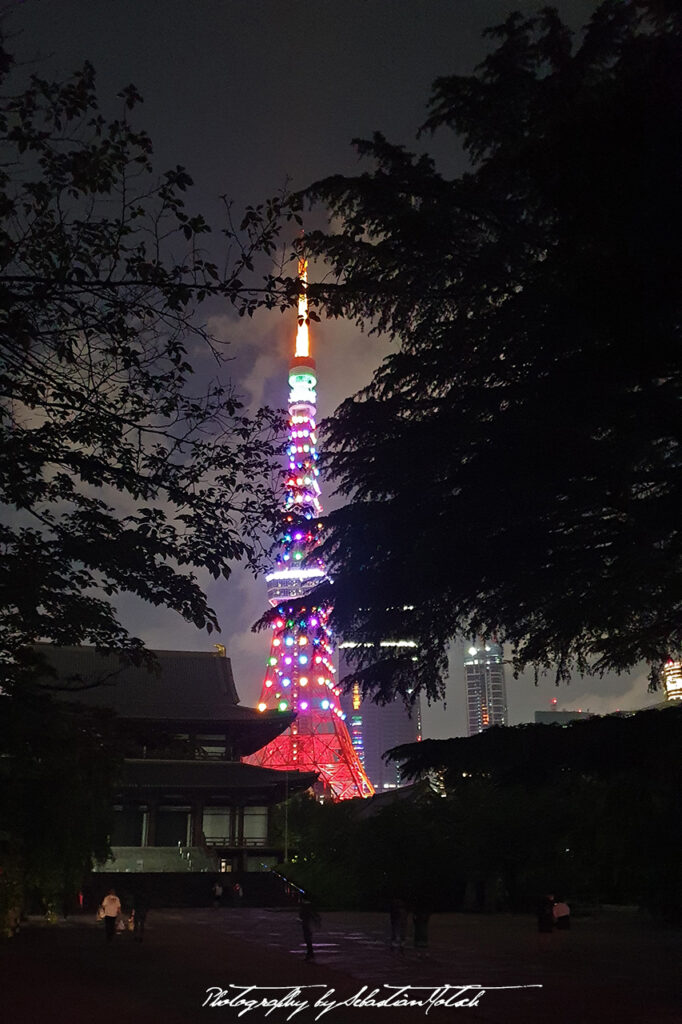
[663,658,682,702]
[338,645,421,791]
[534,710,593,725]
[37,644,315,882]
[464,641,508,736]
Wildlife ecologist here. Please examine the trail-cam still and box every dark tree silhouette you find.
[295,1,681,702]
[0,36,295,922]
[0,37,296,691]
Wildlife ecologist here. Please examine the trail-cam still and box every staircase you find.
[94,846,219,873]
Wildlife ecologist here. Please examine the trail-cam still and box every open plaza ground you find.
[3,906,680,1024]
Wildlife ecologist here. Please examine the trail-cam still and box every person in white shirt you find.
[100,889,122,942]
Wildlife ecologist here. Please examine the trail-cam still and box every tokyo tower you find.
[244,259,374,800]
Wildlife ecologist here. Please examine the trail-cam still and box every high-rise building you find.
[534,710,593,725]
[243,260,374,800]
[338,644,421,791]
[534,696,592,724]
[464,640,508,735]
[663,658,682,702]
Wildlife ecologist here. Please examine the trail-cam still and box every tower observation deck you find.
[243,259,374,800]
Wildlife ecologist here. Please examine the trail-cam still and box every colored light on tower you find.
[242,254,374,801]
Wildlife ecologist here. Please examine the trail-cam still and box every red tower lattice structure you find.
[244,260,374,800]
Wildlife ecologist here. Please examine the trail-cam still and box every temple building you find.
[35,644,315,899]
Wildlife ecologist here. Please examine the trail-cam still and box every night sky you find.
[10,0,660,735]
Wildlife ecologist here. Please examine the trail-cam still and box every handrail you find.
[204,837,268,848]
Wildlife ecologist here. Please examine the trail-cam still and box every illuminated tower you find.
[465,640,508,736]
[244,260,374,800]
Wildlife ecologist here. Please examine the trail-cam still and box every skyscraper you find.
[243,260,374,800]
[464,640,508,735]
[338,644,421,791]
[662,658,682,702]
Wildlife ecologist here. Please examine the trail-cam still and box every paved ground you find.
[2,907,680,1024]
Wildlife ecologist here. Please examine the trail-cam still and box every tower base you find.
[244,715,374,801]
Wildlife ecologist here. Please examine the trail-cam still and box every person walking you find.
[131,893,148,943]
[212,881,223,908]
[389,897,408,952]
[537,892,555,949]
[100,889,121,943]
[537,892,555,931]
[298,897,321,962]
[553,896,570,946]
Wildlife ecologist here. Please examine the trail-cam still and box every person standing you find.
[132,893,148,943]
[553,898,570,930]
[389,897,408,952]
[212,881,223,908]
[100,889,121,943]
[298,897,320,962]
[413,905,431,956]
[537,892,555,948]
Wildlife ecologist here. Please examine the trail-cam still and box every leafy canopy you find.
[296,1,681,702]
[0,37,297,690]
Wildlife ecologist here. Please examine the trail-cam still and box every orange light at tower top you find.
[295,257,309,359]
